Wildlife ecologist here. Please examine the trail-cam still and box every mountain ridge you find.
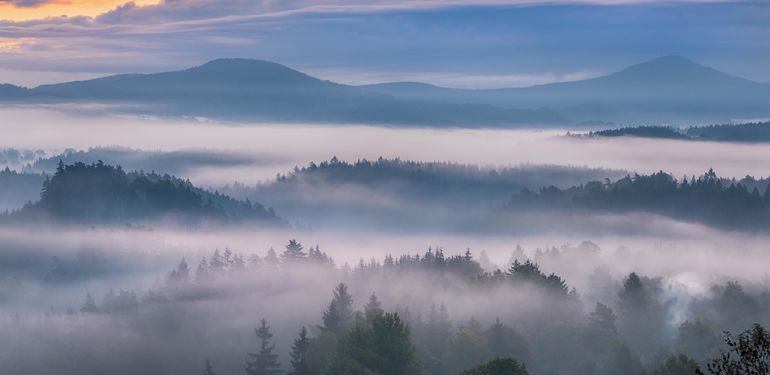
[1,55,768,125]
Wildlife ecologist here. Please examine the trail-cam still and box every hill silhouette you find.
[0,59,564,127]
[2,56,767,125]
[363,56,770,123]
[7,161,285,226]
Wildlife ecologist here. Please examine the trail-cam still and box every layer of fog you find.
[2,220,770,374]
[3,108,770,187]
[3,219,770,309]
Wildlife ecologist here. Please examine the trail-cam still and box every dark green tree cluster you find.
[10,160,282,224]
[510,169,770,230]
[587,126,690,140]
[686,121,770,143]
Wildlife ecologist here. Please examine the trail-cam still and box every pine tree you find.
[288,327,311,375]
[209,249,226,273]
[364,292,384,321]
[329,313,420,375]
[282,240,306,262]
[264,248,280,266]
[80,293,99,314]
[245,319,281,375]
[322,283,354,333]
[196,258,211,284]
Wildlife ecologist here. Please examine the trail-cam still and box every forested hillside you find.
[6,161,284,226]
[510,169,770,230]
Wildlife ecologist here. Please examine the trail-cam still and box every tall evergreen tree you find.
[322,283,354,333]
[80,293,99,314]
[329,313,421,375]
[364,292,384,321]
[245,319,281,375]
[282,240,307,262]
[484,318,530,365]
[288,327,311,375]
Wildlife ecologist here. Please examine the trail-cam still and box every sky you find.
[0,0,768,88]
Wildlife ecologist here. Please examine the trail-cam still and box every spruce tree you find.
[322,283,354,333]
[244,319,281,375]
[288,326,311,375]
[364,292,384,321]
[282,240,306,262]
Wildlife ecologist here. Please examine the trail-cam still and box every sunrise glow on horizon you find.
[0,0,160,22]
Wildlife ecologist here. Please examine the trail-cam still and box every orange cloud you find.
[0,0,160,22]
[0,37,34,51]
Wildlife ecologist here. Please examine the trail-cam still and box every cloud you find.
[0,0,52,7]
[0,0,767,88]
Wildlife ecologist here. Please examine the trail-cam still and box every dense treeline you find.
[686,121,770,143]
[219,157,623,232]
[510,169,770,230]
[584,126,690,140]
[8,239,769,375]
[3,161,283,225]
[222,157,622,206]
[582,121,770,143]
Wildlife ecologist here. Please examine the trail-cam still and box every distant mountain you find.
[0,83,28,98]
[363,56,770,123]
[5,161,286,226]
[4,56,766,125]
[0,59,565,127]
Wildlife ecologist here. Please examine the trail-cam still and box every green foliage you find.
[507,259,569,296]
[289,327,312,375]
[364,293,384,321]
[588,126,689,140]
[510,169,770,230]
[18,160,282,224]
[322,283,355,333]
[459,358,529,375]
[328,313,421,375]
[704,324,770,375]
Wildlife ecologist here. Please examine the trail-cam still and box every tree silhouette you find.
[244,319,281,375]
[364,292,384,321]
[321,283,354,333]
[289,327,311,375]
[329,313,420,375]
[282,240,306,262]
[704,323,770,375]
